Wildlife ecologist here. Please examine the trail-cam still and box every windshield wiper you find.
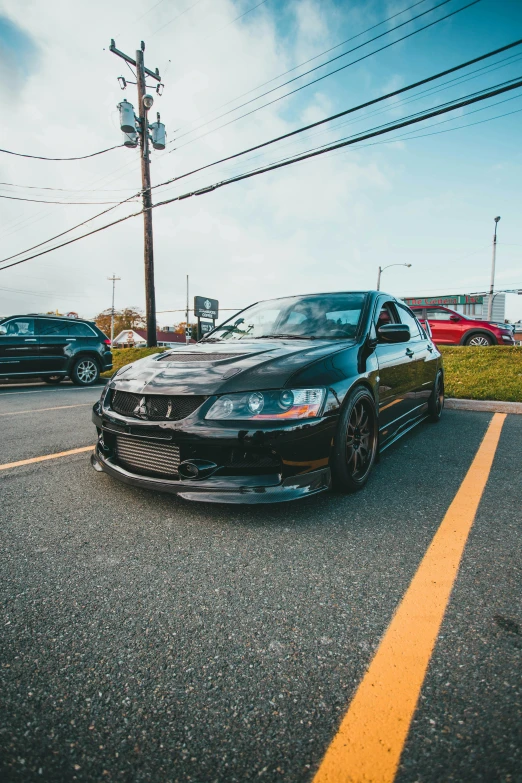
[253,334,316,340]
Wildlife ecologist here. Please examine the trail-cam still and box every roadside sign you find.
[403,295,483,306]
[200,321,213,334]
[194,296,219,319]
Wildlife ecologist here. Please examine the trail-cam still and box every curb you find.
[446,398,522,415]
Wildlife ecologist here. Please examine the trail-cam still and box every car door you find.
[374,300,417,443]
[396,303,436,410]
[425,307,458,344]
[0,318,40,375]
[37,319,71,371]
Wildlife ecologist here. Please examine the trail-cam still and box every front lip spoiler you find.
[91,448,331,505]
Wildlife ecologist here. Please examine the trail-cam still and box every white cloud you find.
[1,0,521,324]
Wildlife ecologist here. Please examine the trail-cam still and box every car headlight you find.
[206,388,326,420]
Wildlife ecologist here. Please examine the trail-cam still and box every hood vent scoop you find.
[158,353,246,363]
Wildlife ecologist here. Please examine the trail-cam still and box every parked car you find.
[91,291,443,504]
[0,314,112,385]
[409,305,515,346]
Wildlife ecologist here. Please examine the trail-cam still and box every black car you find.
[91,291,443,503]
[0,314,112,386]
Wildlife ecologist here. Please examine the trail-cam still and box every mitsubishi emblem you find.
[133,396,148,419]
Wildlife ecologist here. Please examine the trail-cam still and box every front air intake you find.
[157,353,245,362]
[115,435,181,478]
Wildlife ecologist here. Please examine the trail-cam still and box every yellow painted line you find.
[313,413,506,783]
[0,404,91,417]
[0,445,94,472]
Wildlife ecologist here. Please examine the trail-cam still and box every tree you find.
[94,308,145,337]
[173,321,197,340]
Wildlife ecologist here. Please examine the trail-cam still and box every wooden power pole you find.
[110,40,162,347]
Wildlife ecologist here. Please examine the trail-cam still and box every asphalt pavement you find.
[0,382,520,782]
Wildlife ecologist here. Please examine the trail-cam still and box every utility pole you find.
[108,274,121,346]
[110,39,165,348]
[376,266,382,291]
[488,216,501,321]
[186,274,190,345]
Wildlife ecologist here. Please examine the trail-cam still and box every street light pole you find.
[108,274,121,347]
[487,216,501,321]
[376,263,412,291]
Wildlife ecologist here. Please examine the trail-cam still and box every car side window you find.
[4,318,35,336]
[397,305,421,339]
[38,320,69,336]
[426,308,452,321]
[375,302,399,330]
[68,322,96,337]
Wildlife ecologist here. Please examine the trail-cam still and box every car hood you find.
[110,338,357,395]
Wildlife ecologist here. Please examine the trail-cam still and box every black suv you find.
[0,314,112,386]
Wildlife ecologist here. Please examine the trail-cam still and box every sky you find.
[0,0,521,325]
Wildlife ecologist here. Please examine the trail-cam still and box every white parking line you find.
[0,387,103,396]
[0,404,91,417]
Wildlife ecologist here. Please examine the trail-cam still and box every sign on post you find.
[194,296,219,340]
[194,296,219,319]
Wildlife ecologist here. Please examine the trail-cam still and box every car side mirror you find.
[449,315,461,322]
[378,323,411,343]
[0,326,6,336]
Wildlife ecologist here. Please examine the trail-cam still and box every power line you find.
[0,144,123,161]
[169,0,477,147]
[149,0,207,37]
[175,0,431,131]
[0,192,140,265]
[150,39,522,193]
[2,76,520,273]
[0,182,139,193]
[0,193,139,205]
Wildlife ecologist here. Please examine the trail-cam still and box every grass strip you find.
[102,345,522,403]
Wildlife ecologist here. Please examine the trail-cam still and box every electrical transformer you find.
[122,130,138,148]
[151,121,166,150]
[117,99,136,134]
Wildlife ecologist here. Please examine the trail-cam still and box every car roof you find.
[1,314,96,325]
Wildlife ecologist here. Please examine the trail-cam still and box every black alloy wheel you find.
[428,371,444,422]
[42,375,63,385]
[465,332,493,346]
[71,357,100,386]
[331,386,378,493]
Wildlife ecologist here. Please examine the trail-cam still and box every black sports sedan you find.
[91,291,444,503]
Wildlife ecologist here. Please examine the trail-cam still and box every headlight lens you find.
[206,388,326,420]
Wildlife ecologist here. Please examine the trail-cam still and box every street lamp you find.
[376,263,412,291]
[487,216,501,321]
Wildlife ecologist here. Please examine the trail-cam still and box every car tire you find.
[330,386,378,493]
[464,332,493,346]
[71,357,100,386]
[42,376,63,385]
[428,371,444,422]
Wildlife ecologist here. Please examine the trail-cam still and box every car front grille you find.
[115,435,180,478]
[158,353,245,362]
[111,390,206,421]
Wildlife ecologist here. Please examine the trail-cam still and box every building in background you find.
[403,294,506,322]
[112,328,194,348]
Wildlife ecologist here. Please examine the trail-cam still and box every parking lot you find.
[1,381,521,782]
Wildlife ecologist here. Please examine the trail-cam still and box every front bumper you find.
[91,400,335,504]
[91,447,331,504]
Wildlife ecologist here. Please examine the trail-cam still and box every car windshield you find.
[203,293,367,342]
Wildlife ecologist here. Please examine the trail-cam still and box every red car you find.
[410,305,515,346]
